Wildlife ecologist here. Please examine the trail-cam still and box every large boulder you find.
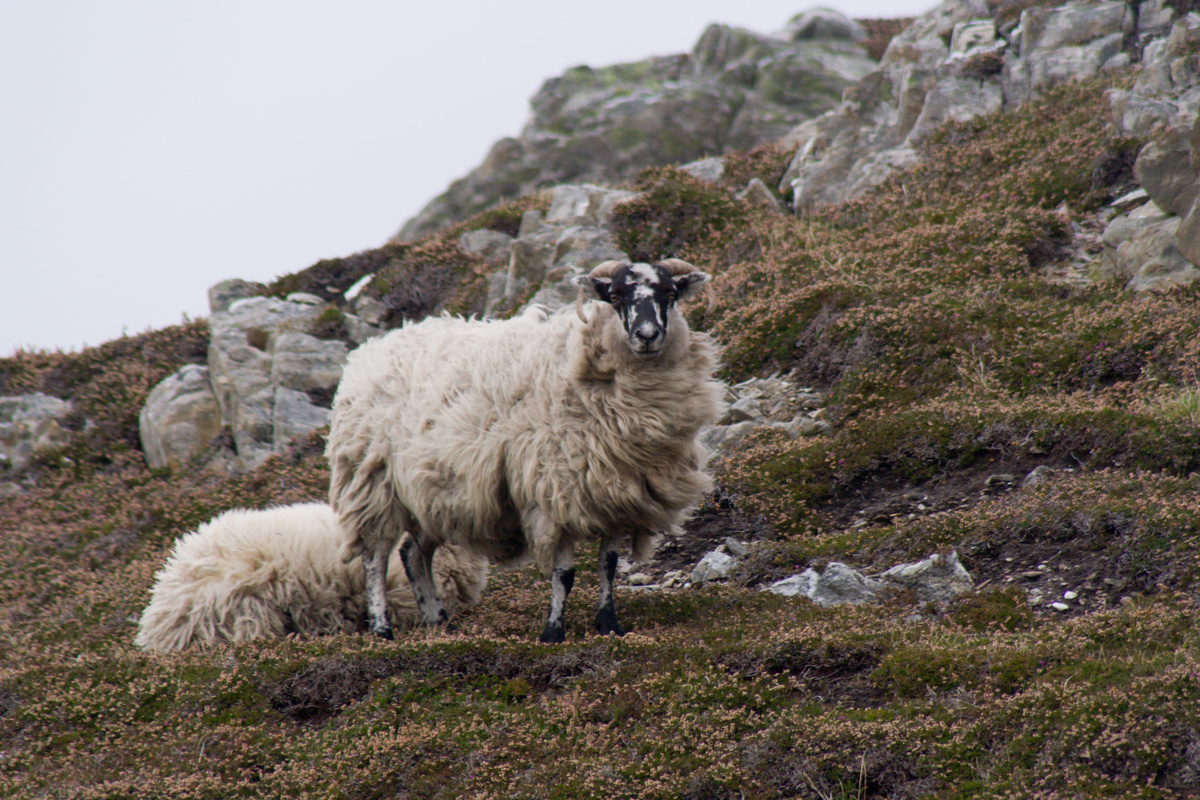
[139,365,226,471]
[880,551,975,603]
[1134,126,1199,217]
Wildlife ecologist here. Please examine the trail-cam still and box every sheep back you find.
[134,503,488,652]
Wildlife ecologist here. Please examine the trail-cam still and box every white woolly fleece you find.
[327,299,724,575]
[134,503,488,652]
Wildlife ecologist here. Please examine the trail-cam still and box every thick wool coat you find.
[326,301,723,575]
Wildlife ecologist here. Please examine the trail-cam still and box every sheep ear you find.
[572,274,613,303]
[673,270,710,301]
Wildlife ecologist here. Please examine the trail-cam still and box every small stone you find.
[1111,187,1148,209]
[1063,590,1079,601]
[628,572,653,586]
[764,570,818,598]
[736,178,783,213]
[691,551,737,583]
[730,396,764,419]
[286,292,324,306]
[723,537,748,557]
[1051,602,1071,612]
[678,157,725,183]
[354,296,387,326]
[1022,465,1055,488]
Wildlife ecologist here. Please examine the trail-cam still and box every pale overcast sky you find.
[0,1,935,357]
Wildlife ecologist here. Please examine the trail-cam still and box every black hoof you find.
[595,609,625,637]
[539,621,566,644]
[373,626,395,641]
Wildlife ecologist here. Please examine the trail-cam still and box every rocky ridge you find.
[397,8,879,240]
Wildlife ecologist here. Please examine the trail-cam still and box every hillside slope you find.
[5,2,1200,798]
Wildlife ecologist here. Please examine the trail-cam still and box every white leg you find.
[539,539,576,643]
[362,545,395,639]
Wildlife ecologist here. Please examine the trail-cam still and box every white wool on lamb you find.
[134,502,488,652]
[327,258,724,643]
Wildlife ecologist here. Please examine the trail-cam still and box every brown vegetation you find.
[3,69,1200,798]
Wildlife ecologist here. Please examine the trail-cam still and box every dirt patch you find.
[716,639,887,708]
[265,644,614,724]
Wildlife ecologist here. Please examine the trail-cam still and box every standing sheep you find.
[134,503,488,652]
[327,258,724,643]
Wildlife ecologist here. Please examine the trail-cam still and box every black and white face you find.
[582,261,709,356]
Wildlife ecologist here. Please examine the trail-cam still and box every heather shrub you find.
[6,52,1200,800]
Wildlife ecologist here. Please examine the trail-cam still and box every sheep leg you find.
[539,540,576,644]
[362,544,395,640]
[399,531,451,628]
[595,535,625,637]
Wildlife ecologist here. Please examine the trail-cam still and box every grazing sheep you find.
[327,258,724,643]
[134,503,488,652]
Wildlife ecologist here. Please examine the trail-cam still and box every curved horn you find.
[655,258,698,276]
[574,260,630,322]
[588,260,629,278]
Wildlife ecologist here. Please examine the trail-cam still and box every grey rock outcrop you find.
[880,551,975,603]
[1098,199,1200,288]
[781,0,1158,217]
[208,279,267,314]
[0,393,74,491]
[482,183,636,316]
[206,295,344,468]
[458,229,514,265]
[1134,126,1199,216]
[141,290,354,473]
[764,551,975,606]
[781,0,1005,213]
[398,11,876,239]
[1093,16,1200,290]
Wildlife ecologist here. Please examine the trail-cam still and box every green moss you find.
[949,588,1036,633]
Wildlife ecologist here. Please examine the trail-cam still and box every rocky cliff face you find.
[396,8,878,240]
[780,0,1180,213]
